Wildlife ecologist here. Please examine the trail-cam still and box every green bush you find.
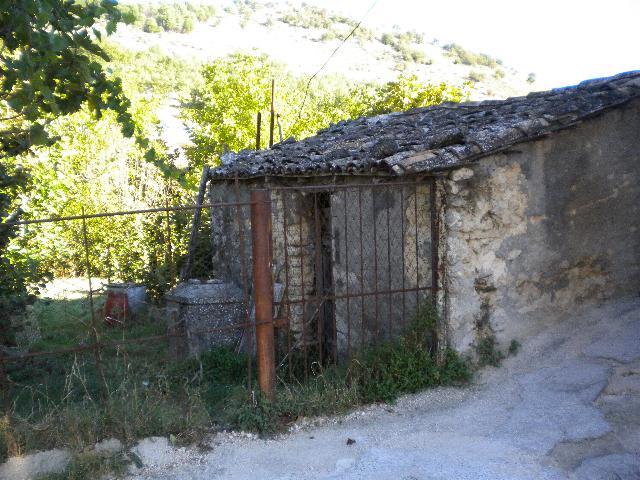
[35,451,129,480]
[474,335,504,367]
[444,43,501,68]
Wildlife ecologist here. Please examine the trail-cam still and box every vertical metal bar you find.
[250,189,275,399]
[282,193,293,382]
[0,356,9,411]
[313,193,324,365]
[414,181,420,308]
[358,187,365,350]
[344,189,351,360]
[234,179,252,394]
[400,186,406,328]
[164,195,174,281]
[430,177,439,306]
[81,211,108,396]
[256,112,262,150]
[298,192,308,380]
[372,187,379,342]
[269,79,275,148]
[429,177,440,358]
[386,188,392,339]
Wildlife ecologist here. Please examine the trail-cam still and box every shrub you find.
[467,70,486,83]
[444,43,501,68]
[474,335,504,367]
[35,450,129,480]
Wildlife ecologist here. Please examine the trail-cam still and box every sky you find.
[285,0,640,88]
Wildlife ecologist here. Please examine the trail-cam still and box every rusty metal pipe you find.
[250,189,276,399]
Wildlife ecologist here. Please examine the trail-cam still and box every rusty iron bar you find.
[0,319,279,364]
[269,79,275,148]
[313,193,324,365]
[358,187,366,350]
[81,210,108,396]
[256,112,262,150]
[5,198,253,227]
[386,189,392,338]
[234,178,253,393]
[400,186,406,328]
[372,187,379,342]
[297,192,309,380]
[343,189,351,359]
[282,285,432,305]
[414,181,420,307]
[181,166,210,281]
[281,193,294,381]
[269,181,432,192]
[164,195,174,281]
[250,189,276,399]
[0,354,8,410]
[429,177,439,305]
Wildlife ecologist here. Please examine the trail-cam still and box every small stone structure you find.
[166,279,245,358]
[203,71,640,355]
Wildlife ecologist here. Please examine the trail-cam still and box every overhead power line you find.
[288,0,381,137]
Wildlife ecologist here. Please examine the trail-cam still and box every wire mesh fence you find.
[0,200,255,444]
[267,179,438,381]
[0,178,440,454]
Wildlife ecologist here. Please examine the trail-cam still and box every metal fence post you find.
[250,189,275,400]
[81,209,109,396]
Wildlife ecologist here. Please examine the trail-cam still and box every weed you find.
[508,339,521,356]
[34,450,129,480]
[474,335,505,367]
[1,301,471,463]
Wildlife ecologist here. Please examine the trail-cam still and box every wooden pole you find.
[250,189,275,399]
[269,79,275,148]
[256,112,262,150]
[180,166,209,281]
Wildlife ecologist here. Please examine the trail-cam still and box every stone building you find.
[204,71,640,356]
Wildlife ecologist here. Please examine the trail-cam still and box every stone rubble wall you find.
[442,98,640,352]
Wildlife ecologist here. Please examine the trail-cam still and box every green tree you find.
[143,16,162,33]
[156,4,180,32]
[349,74,468,117]
[183,54,467,168]
[182,14,196,33]
[0,0,136,346]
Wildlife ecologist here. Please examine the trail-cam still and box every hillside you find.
[112,1,535,101]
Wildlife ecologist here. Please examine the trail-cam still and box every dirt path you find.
[123,298,640,480]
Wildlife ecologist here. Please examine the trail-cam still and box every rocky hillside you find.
[113,1,535,100]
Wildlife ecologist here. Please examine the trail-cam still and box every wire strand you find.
[288,0,381,137]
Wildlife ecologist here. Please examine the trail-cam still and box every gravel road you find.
[125,298,640,480]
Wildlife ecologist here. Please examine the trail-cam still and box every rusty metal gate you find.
[251,178,440,389]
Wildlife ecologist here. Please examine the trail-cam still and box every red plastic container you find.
[103,290,129,326]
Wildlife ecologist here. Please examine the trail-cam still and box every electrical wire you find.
[288,0,381,137]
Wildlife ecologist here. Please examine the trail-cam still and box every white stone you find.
[450,167,475,182]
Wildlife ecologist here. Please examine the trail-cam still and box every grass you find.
[35,450,130,480]
[1,297,471,477]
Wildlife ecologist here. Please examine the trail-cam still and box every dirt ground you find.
[123,298,640,480]
[2,298,638,479]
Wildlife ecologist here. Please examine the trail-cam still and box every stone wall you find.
[442,99,640,352]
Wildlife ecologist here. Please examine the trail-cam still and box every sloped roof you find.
[208,71,640,180]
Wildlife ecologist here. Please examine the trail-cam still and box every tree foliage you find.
[0,0,133,158]
[184,54,468,166]
[117,2,217,34]
[0,0,140,346]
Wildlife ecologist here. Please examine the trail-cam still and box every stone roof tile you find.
[209,71,640,180]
